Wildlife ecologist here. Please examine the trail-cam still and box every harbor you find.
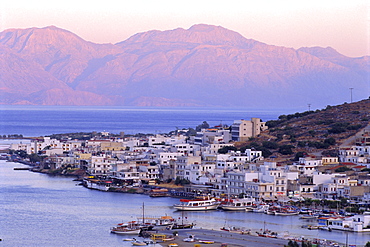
[1,160,369,246]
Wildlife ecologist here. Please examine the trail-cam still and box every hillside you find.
[0,24,368,108]
[235,99,370,161]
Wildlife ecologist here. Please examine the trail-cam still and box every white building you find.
[231,118,267,142]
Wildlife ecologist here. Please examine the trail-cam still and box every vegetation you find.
[238,99,370,161]
[218,146,237,154]
[195,121,210,131]
[174,177,190,186]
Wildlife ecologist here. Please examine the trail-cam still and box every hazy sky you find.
[1,0,369,57]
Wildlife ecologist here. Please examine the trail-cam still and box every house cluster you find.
[9,120,370,204]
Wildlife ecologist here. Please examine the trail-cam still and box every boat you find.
[169,222,195,229]
[162,236,175,241]
[132,240,147,246]
[274,210,300,216]
[123,238,135,241]
[110,221,141,235]
[183,234,195,242]
[199,240,215,244]
[138,215,176,226]
[173,198,221,211]
[253,204,269,213]
[307,225,319,230]
[256,229,278,238]
[245,206,254,212]
[220,197,255,211]
[220,226,250,234]
[274,206,300,216]
[149,188,170,197]
[299,214,318,219]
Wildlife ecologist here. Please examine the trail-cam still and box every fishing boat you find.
[220,197,255,211]
[300,214,318,219]
[274,206,300,216]
[173,198,220,211]
[110,221,141,235]
[138,215,176,226]
[256,229,278,238]
[220,226,250,234]
[170,222,195,229]
[275,210,300,216]
[307,225,319,230]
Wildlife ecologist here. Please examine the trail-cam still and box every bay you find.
[0,160,369,246]
[0,105,293,137]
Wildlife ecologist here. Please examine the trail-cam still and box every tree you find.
[196,121,210,131]
[324,137,336,146]
[365,241,370,247]
[278,145,294,155]
[294,151,306,161]
[218,146,237,154]
[262,141,279,149]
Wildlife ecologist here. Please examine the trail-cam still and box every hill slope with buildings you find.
[236,99,370,161]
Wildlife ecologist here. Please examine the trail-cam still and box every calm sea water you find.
[0,160,368,246]
[0,105,294,137]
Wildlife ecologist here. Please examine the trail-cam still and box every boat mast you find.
[142,202,145,224]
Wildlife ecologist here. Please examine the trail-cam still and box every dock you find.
[149,228,288,247]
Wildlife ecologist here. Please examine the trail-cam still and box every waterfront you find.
[0,105,290,137]
[1,160,369,246]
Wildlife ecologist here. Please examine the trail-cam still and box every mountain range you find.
[0,24,368,108]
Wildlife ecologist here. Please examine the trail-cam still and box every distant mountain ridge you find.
[0,24,368,107]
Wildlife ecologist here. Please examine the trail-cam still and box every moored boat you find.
[183,234,195,242]
[110,221,142,235]
[274,206,300,216]
[199,240,215,244]
[275,210,300,216]
[253,204,269,213]
[173,198,220,211]
[220,197,255,211]
[132,240,147,246]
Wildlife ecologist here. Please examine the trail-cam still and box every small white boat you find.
[132,240,147,246]
[275,211,300,216]
[173,198,220,211]
[253,204,269,213]
[183,234,195,242]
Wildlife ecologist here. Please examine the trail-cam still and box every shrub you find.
[262,141,279,149]
[278,145,294,155]
[347,124,362,130]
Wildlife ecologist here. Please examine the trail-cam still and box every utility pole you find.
[349,88,354,103]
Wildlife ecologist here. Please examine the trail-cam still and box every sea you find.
[0,105,294,137]
[0,105,369,246]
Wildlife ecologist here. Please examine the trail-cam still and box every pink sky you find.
[1,0,369,57]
